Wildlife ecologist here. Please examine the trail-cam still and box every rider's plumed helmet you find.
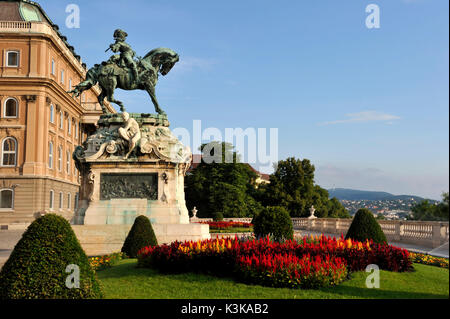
[113,29,128,41]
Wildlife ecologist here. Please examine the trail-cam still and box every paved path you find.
[0,230,25,270]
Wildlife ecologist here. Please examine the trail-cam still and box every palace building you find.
[0,0,114,224]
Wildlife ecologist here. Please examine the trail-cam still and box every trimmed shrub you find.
[252,206,294,241]
[122,215,158,258]
[213,211,224,221]
[0,214,103,299]
[345,209,387,244]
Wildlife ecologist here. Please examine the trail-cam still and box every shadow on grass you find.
[97,260,235,284]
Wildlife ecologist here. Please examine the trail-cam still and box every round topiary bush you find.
[345,208,387,244]
[213,211,224,221]
[122,215,158,258]
[252,206,294,242]
[0,214,103,299]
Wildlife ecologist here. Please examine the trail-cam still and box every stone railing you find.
[293,218,449,249]
[190,217,449,248]
[0,21,32,29]
[0,21,85,73]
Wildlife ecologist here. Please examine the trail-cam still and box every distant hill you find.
[328,188,428,201]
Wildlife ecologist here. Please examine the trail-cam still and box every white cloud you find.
[319,111,401,126]
[171,57,217,75]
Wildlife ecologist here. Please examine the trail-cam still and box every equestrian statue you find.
[69,29,179,115]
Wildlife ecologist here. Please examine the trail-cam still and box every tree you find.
[262,157,350,218]
[410,193,449,221]
[185,142,263,218]
[0,214,102,299]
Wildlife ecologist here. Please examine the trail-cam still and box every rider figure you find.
[109,29,139,82]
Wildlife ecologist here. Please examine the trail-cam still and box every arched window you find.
[49,190,54,210]
[68,116,72,135]
[66,150,71,175]
[48,141,53,169]
[59,192,63,209]
[59,110,64,129]
[67,193,71,210]
[58,146,62,172]
[50,104,54,123]
[4,98,18,118]
[0,189,14,210]
[74,193,79,210]
[1,137,17,167]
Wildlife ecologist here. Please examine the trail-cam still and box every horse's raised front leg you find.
[146,85,165,115]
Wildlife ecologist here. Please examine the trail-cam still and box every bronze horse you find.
[69,48,179,115]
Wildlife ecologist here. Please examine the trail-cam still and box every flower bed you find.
[89,252,125,271]
[137,235,412,289]
[410,253,449,268]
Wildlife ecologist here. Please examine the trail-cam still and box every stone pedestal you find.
[72,113,209,252]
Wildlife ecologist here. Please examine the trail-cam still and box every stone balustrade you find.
[190,217,449,248]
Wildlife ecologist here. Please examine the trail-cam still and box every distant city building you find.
[0,0,114,224]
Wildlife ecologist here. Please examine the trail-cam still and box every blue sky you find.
[42,0,448,200]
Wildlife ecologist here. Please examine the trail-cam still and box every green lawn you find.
[97,259,449,299]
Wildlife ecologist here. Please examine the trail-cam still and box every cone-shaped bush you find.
[252,206,294,242]
[122,215,158,258]
[345,208,387,244]
[0,214,103,299]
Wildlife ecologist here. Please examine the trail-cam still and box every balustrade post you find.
[398,222,404,242]
[334,219,340,235]
[432,223,442,248]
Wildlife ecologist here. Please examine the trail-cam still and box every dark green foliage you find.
[213,212,224,221]
[252,206,294,242]
[0,214,103,299]
[409,193,449,221]
[122,216,158,258]
[262,157,350,218]
[345,209,387,244]
[185,142,263,218]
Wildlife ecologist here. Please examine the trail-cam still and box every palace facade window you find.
[58,146,62,172]
[3,98,18,118]
[49,190,54,210]
[1,137,17,167]
[50,104,55,123]
[6,51,19,67]
[59,192,63,210]
[48,141,53,169]
[0,189,14,210]
[66,150,71,174]
[59,111,63,129]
